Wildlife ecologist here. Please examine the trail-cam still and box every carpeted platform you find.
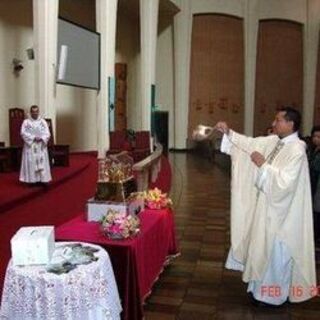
[149,155,172,194]
[0,155,92,214]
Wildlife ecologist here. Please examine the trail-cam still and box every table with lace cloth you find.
[0,242,122,320]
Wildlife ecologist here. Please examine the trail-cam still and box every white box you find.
[87,198,144,222]
[11,226,55,266]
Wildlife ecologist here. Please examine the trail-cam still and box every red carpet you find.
[150,155,172,193]
[0,155,91,214]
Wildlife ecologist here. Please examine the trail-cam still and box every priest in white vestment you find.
[19,105,52,184]
[214,107,316,305]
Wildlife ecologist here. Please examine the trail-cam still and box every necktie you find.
[267,140,284,164]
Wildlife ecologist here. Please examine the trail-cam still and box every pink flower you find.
[109,224,123,233]
[101,209,140,239]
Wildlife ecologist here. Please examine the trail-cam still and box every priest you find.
[19,105,52,184]
[215,107,316,305]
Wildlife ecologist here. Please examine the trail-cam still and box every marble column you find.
[173,0,192,149]
[33,0,59,135]
[303,0,320,134]
[140,0,159,131]
[96,0,118,158]
[244,0,259,136]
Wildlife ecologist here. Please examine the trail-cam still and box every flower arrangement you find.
[144,188,172,209]
[100,209,140,239]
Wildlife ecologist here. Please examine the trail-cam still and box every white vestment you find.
[221,130,316,304]
[19,117,52,183]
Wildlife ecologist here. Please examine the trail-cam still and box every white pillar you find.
[173,0,192,149]
[303,0,320,134]
[244,0,259,136]
[140,0,159,130]
[33,0,58,132]
[96,0,118,158]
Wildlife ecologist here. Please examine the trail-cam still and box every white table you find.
[0,242,122,320]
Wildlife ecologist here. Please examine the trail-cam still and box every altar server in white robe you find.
[214,106,316,305]
[19,105,52,184]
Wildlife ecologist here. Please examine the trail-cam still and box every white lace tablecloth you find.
[0,242,122,320]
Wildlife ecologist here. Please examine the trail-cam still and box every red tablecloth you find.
[55,208,178,320]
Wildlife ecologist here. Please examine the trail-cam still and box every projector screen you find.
[57,17,100,90]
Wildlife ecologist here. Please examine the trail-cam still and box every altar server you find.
[19,105,52,184]
[216,107,316,305]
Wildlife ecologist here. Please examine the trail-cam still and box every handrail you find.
[132,143,163,191]
[132,143,163,171]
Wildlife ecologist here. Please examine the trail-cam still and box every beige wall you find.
[0,0,142,150]
[258,0,306,22]
[0,0,98,151]
[1,0,320,150]
[0,0,34,145]
[55,86,97,151]
[191,0,244,16]
[55,0,98,151]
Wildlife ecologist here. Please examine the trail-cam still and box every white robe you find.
[221,130,316,303]
[19,117,52,183]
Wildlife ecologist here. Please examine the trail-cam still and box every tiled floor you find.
[143,152,320,319]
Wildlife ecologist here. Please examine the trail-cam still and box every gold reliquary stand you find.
[95,155,137,201]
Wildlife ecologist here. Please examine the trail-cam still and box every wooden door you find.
[189,14,244,137]
[254,20,303,136]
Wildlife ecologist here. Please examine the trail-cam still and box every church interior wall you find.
[55,0,97,152]
[257,0,306,22]
[1,0,320,151]
[173,0,318,147]
[55,86,98,152]
[191,0,244,17]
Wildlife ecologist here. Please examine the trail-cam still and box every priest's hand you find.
[214,122,229,135]
[251,151,266,167]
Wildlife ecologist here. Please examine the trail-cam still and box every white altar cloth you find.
[0,242,122,320]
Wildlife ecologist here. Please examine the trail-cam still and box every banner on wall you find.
[108,77,115,132]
